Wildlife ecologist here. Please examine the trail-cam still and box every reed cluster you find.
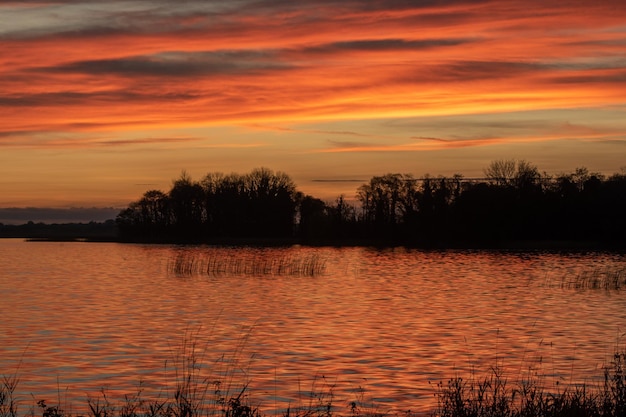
[560,267,626,291]
[169,252,326,278]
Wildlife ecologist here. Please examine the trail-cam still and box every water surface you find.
[2,239,626,415]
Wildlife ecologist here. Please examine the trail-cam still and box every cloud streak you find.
[46,51,290,78]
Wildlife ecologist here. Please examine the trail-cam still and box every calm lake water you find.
[2,239,626,415]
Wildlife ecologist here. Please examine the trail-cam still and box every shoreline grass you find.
[4,343,626,417]
[432,350,626,417]
[0,327,626,417]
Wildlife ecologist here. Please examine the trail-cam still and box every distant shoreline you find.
[2,220,625,250]
[3,234,624,253]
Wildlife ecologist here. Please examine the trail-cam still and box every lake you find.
[1,239,626,415]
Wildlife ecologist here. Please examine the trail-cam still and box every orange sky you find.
[1,0,625,209]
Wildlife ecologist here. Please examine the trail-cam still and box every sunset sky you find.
[1,0,626,215]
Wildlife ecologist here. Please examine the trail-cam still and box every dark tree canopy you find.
[116,162,626,248]
[117,168,300,241]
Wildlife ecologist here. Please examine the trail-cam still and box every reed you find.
[169,253,326,278]
[0,372,19,417]
[560,266,626,291]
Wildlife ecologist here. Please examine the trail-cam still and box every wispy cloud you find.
[45,51,290,78]
[327,140,380,150]
[301,38,474,54]
[0,134,202,149]
[317,119,626,153]
[319,137,512,152]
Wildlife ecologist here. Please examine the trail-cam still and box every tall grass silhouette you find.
[6,331,626,417]
[0,373,19,417]
[432,350,626,417]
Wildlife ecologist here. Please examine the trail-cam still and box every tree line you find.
[0,220,117,241]
[116,162,626,247]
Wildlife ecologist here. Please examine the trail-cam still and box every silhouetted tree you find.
[327,195,358,238]
[398,175,419,224]
[169,172,205,238]
[357,173,408,236]
[116,190,170,240]
[200,171,226,232]
[139,190,170,228]
[243,168,298,237]
[602,170,626,243]
[484,159,517,187]
[213,173,248,236]
[513,160,541,192]
[411,175,462,244]
[298,194,331,240]
[116,202,143,239]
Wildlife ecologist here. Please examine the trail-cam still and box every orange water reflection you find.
[1,240,625,415]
